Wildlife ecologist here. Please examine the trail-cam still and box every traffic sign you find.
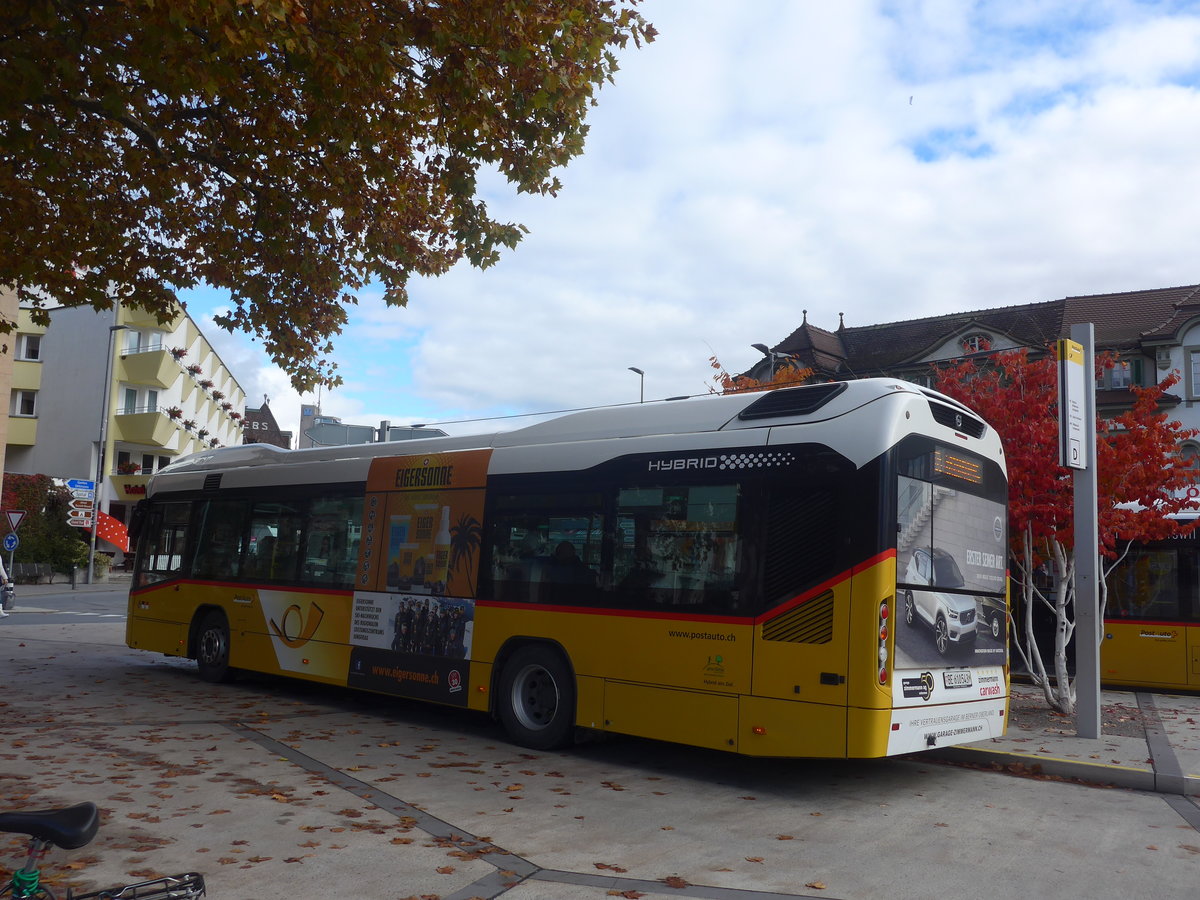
[4,510,25,532]
[70,498,95,511]
[71,489,95,501]
[67,508,93,526]
[67,519,92,529]
[3,533,17,552]
[66,479,95,491]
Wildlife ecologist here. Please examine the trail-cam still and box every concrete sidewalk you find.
[6,572,132,597]
[936,681,1200,796]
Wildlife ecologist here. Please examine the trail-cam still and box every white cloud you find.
[186,0,1200,437]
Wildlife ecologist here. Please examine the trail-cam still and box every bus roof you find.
[157,378,982,479]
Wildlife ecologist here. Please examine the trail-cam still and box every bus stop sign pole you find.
[1060,323,1101,739]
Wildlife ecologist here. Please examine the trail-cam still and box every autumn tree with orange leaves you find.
[709,355,812,393]
[0,1,655,390]
[935,348,1197,714]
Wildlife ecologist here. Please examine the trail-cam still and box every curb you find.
[930,745,1200,795]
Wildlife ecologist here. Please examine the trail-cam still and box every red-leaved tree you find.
[935,349,1198,713]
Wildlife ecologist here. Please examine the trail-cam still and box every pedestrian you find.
[0,555,11,617]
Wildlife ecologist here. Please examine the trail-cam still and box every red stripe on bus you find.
[752,549,897,625]
[130,578,353,598]
[475,599,748,626]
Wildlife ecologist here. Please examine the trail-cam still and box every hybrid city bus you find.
[126,378,1010,757]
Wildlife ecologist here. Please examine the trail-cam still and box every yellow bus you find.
[127,379,1009,757]
[1100,514,1200,690]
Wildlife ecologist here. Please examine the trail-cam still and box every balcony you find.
[112,409,178,447]
[116,348,180,390]
[7,416,36,446]
[12,360,42,392]
[120,305,182,331]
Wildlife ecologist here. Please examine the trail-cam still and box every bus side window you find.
[614,484,740,612]
[190,499,249,581]
[136,501,191,587]
[488,493,604,605]
[302,495,363,589]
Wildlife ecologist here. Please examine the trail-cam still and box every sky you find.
[180,0,1200,443]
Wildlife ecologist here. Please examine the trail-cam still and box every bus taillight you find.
[878,599,891,685]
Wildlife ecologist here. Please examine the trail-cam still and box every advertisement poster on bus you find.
[356,449,490,597]
[347,449,490,704]
[347,590,474,704]
[894,478,1008,675]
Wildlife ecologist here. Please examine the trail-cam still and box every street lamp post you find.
[628,367,644,403]
[89,324,126,584]
[751,343,795,381]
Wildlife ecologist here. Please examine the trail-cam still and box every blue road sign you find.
[3,533,18,552]
[66,479,96,491]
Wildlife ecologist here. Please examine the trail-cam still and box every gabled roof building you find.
[753,284,1200,460]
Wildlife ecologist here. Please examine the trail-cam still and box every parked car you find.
[976,594,1006,641]
[903,548,977,656]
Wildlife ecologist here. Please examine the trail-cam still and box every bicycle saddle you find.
[0,802,100,849]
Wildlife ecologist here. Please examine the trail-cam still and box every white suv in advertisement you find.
[903,548,977,656]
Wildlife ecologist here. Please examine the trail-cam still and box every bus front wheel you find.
[195,611,234,684]
[497,645,575,751]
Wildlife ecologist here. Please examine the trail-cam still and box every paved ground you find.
[4,582,1200,899]
[13,576,1200,799]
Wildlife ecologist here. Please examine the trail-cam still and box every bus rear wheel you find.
[195,611,234,683]
[497,645,575,751]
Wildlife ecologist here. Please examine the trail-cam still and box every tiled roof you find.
[1063,285,1200,347]
[775,300,1063,375]
[766,284,1200,378]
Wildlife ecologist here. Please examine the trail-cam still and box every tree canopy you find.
[0,0,655,389]
[1,473,90,575]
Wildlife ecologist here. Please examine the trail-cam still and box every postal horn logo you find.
[269,602,325,648]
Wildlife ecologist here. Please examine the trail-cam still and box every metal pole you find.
[1072,323,1101,739]
[88,324,125,585]
[628,367,644,403]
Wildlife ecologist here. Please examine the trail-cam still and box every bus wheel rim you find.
[510,663,558,731]
[200,628,225,664]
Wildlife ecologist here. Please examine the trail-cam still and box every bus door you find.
[746,481,853,756]
[1102,546,1190,688]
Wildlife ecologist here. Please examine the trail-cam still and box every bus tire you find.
[497,645,575,751]
[195,610,234,684]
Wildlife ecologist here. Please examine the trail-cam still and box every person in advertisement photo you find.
[896,478,1007,669]
[347,590,475,703]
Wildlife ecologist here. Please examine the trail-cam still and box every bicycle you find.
[0,802,205,899]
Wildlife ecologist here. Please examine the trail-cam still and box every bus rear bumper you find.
[884,697,1008,755]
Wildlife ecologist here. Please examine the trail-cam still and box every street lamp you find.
[751,343,792,381]
[628,367,644,403]
[89,323,126,584]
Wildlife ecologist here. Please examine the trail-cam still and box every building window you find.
[122,388,138,414]
[17,334,41,361]
[1189,348,1200,400]
[1180,442,1200,475]
[959,333,992,354]
[10,390,36,417]
[1107,360,1142,389]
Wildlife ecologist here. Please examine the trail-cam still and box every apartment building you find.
[6,302,246,542]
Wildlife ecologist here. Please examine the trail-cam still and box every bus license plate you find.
[943,670,973,689]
